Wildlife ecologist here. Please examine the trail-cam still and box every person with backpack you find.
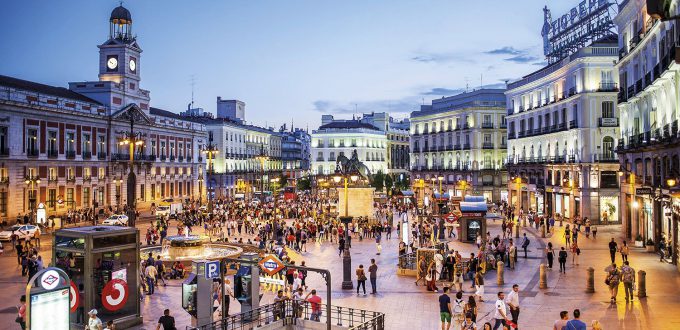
[452,291,466,329]
[571,242,580,266]
[605,263,621,303]
[521,234,530,258]
[621,261,635,302]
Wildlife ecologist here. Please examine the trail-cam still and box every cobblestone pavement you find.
[1,215,679,329]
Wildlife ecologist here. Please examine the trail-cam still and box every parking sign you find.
[205,261,220,279]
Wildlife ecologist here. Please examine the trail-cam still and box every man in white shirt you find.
[493,291,508,330]
[505,284,520,328]
[145,264,158,295]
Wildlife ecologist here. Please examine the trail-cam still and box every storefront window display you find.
[599,196,619,224]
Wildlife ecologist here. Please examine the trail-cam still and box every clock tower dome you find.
[70,4,151,112]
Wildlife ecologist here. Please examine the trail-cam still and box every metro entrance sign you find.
[26,267,71,330]
[258,254,285,276]
[445,213,458,223]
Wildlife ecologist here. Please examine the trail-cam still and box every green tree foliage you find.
[297,177,311,191]
[372,170,385,192]
[384,174,394,194]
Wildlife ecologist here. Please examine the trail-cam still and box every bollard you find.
[515,222,520,238]
[637,270,646,298]
[539,263,547,289]
[585,267,595,293]
[522,216,527,228]
[541,224,546,238]
[497,261,504,285]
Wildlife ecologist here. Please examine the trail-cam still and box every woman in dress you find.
[546,242,555,269]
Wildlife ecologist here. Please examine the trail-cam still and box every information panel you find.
[30,288,70,330]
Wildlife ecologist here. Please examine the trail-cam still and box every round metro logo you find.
[101,279,129,311]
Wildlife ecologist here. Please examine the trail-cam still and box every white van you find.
[156,200,183,218]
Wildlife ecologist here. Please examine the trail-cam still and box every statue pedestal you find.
[337,187,376,222]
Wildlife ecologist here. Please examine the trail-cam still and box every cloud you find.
[505,55,540,63]
[532,61,548,66]
[312,98,420,115]
[411,52,474,64]
[485,46,523,55]
[421,88,464,96]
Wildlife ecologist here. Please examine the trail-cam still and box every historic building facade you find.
[506,41,620,223]
[615,0,680,267]
[311,116,388,175]
[409,89,508,201]
[0,5,207,223]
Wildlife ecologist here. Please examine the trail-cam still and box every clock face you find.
[107,57,118,70]
[129,59,136,72]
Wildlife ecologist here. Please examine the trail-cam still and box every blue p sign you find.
[205,261,220,279]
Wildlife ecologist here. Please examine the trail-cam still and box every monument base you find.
[337,187,376,222]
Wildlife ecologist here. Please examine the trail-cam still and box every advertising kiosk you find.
[459,196,488,243]
[52,226,141,329]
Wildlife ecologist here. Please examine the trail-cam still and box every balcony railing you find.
[66,150,76,159]
[508,132,516,139]
[47,149,58,158]
[97,152,107,160]
[27,148,39,157]
[481,122,494,129]
[0,148,8,157]
[462,144,471,150]
[598,117,619,127]
[598,82,618,92]
[593,153,618,163]
[569,120,578,129]
[482,142,494,149]
[82,151,92,159]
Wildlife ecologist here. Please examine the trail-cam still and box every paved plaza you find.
[0,214,679,330]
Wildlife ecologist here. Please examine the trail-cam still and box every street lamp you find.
[114,177,124,209]
[437,175,444,196]
[255,144,269,199]
[332,164,359,290]
[117,108,144,227]
[201,141,219,212]
[25,175,41,221]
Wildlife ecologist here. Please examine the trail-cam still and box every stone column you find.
[585,267,595,293]
[497,261,504,285]
[539,263,547,289]
[637,270,646,298]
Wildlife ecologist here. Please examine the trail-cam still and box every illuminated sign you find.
[541,0,617,63]
[205,261,220,279]
[258,254,285,276]
[30,289,70,330]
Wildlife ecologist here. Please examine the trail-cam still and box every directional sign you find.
[101,279,129,311]
[258,254,285,276]
[205,260,221,279]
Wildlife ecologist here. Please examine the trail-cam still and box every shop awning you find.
[464,195,486,203]
[460,201,488,212]
[434,192,450,199]
[399,190,415,196]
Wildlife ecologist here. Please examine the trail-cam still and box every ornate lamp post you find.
[25,175,41,222]
[118,120,144,227]
[114,177,124,209]
[201,142,219,212]
[333,164,359,290]
[255,144,269,196]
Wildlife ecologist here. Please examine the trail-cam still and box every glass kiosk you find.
[52,226,141,328]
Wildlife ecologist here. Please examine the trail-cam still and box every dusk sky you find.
[1,1,578,129]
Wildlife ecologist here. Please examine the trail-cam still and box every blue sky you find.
[1,1,577,129]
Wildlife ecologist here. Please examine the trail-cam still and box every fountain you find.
[141,235,243,262]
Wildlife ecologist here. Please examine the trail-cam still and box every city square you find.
[1,1,680,329]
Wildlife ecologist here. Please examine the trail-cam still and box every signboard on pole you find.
[26,267,70,330]
[636,188,652,195]
[258,254,285,276]
[205,261,221,279]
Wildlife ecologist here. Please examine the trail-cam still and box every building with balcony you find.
[0,5,207,223]
[311,116,388,175]
[359,112,410,175]
[614,0,680,266]
[409,89,508,202]
[505,40,620,223]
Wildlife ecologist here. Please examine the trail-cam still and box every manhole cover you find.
[544,292,560,296]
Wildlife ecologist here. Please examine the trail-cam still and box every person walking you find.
[368,259,378,294]
[464,295,478,323]
[474,267,485,302]
[505,284,520,329]
[375,232,382,255]
[338,236,345,257]
[492,292,509,330]
[546,243,555,269]
[452,291,466,329]
[605,263,621,303]
[508,242,517,270]
[438,286,452,330]
[608,238,618,263]
[571,242,580,266]
[620,240,629,262]
[156,309,176,330]
[17,295,26,330]
[558,247,567,274]
[145,262,158,295]
[521,233,530,258]
[621,261,636,302]
[553,311,569,330]
[565,309,587,330]
[416,256,427,286]
[356,264,367,295]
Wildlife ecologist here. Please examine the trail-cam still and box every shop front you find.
[598,193,620,224]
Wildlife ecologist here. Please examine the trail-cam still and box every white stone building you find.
[506,41,620,222]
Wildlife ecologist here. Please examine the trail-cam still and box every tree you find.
[372,170,385,192]
[278,174,288,188]
[384,174,394,195]
[297,178,311,191]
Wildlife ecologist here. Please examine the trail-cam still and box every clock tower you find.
[70,5,151,112]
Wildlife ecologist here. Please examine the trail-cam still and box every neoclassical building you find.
[615,0,680,267]
[410,89,508,201]
[0,5,207,223]
[506,40,620,223]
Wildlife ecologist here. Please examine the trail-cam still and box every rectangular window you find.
[151,184,156,200]
[66,132,75,152]
[27,128,38,153]
[484,134,492,143]
[0,191,6,216]
[49,167,57,181]
[47,131,57,155]
[83,188,90,208]
[0,127,7,154]
[66,188,74,208]
[602,101,614,118]
[82,133,91,154]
